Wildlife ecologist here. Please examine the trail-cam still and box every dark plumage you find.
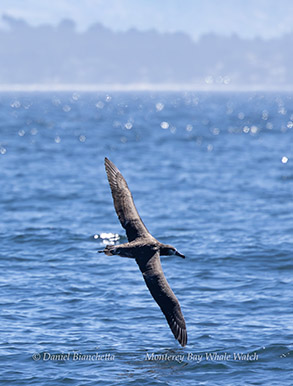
[100,157,187,347]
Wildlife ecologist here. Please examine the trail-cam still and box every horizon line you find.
[0,83,293,93]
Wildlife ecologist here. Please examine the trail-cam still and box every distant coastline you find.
[1,15,293,89]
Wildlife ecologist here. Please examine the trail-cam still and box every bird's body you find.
[100,158,187,347]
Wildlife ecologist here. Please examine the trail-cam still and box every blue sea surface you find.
[0,92,292,385]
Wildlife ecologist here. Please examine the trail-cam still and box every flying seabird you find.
[99,158,187,347]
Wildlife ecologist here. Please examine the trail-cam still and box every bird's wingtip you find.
[179,330,187,347]
[104,157,115,168]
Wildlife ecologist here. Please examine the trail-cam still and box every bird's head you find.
[160,244,185,258]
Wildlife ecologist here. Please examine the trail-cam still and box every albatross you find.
[99,158,187,347]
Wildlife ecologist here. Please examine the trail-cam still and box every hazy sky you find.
[1,0,293,40]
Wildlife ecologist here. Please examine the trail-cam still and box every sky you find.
[0,0,293,40]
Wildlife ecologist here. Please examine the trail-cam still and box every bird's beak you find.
[175,251,185,259]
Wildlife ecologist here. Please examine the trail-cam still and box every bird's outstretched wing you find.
[136,252,187,347]
[104,158,152,242]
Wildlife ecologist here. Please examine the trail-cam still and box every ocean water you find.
[0,91,292,385]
